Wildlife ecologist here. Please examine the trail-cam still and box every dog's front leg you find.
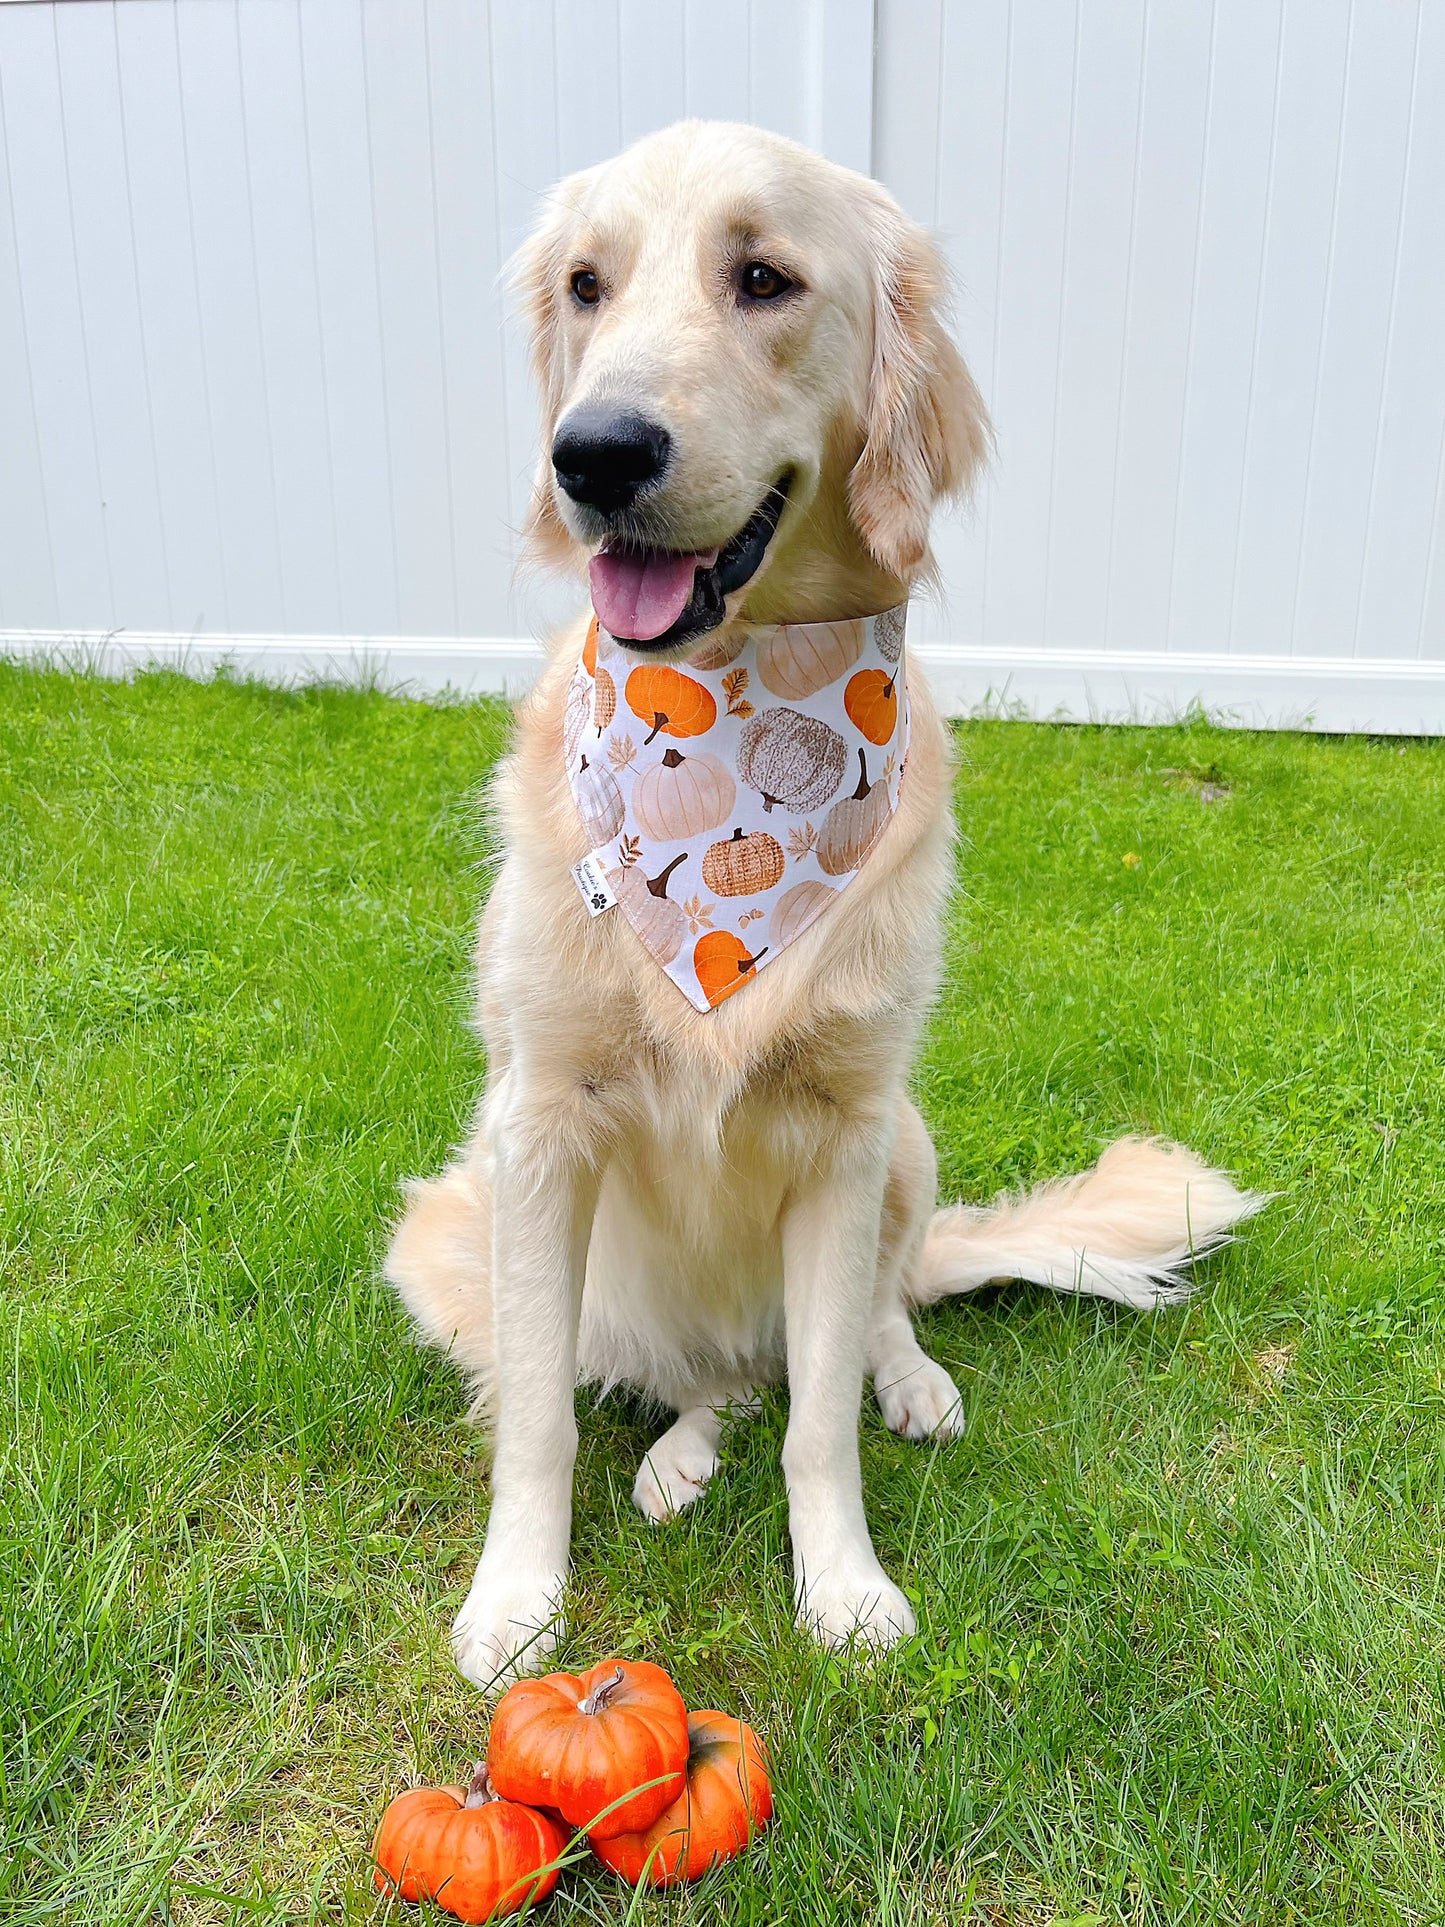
[781,1128,915,1650]
[451,1109,600,1690]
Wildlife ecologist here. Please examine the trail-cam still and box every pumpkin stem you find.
[730,826,744,841]
[740,946,768,974]
[661,746,684,768]
[579,753,589,771]
[579,1664,628,1716]
[463,1763,496,1809]
[884,669,897,698]
[644,712,667,745]
[647,853,687,899]
[852,747,871,799]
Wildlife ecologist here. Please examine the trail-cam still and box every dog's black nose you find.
[552,407,671,514]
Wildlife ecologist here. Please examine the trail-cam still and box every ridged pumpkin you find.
[769,877,837,948]
[701,826,785,897]
[372,1764,568,1923]
[817,748,891,876]
[874,604,905,664]
[693,931,769,1007]
[736,707,848,814]
[582,616,601,675]
[608,854,688,965]
[590,1711,772,1889]
[843,667,899,746]
[631,746,735,841]
[756,619,864,698]
[625,665,717,745]
[592,664,617,733]
[574,754,625,849]
[563,671,591,768]
[689,632,746,670]
[487,1659,689,1841]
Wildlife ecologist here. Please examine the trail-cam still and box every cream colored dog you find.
[386,122,1261,1688]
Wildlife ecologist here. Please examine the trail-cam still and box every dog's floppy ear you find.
[848,205,991,578]
[509,175,593,569]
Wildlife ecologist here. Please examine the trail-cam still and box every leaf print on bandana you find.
[722,666,752,717]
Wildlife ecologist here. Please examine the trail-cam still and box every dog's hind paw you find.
[451,1565,566,1692]
[874,1354,966,1442]
[632,1424,720,1522]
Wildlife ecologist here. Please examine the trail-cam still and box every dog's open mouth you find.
[587,477,791,650]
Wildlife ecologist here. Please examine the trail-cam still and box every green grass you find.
[3,661,1443,1927]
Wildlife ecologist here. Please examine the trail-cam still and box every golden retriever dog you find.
[386,121,1261,1687]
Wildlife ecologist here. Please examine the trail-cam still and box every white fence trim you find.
[4,630,1439,735]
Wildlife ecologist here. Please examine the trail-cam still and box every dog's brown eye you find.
[739,261,791,302]
[571,268,601,307]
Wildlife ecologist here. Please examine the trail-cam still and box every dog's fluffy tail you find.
[914,1136,1266,1313]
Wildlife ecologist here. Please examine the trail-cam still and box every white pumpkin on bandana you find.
[567,606,910,1011]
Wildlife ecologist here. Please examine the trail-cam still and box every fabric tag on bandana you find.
[570,850,618,916]
[564,604,909,1011]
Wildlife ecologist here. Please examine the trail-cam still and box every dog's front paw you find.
[795,1557,916,1652]
[451,1562,566,1692]
[874,1356,966,1442]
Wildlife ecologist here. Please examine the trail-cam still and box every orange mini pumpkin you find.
[591,1711,772,1888]
[844,666,899,746]
[372,1763,568,1923]
[487,1659,689,1841]
[693,930,769,1007]
[625,665,717,745]
[582,616,601,675]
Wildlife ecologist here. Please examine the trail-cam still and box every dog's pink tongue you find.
[589,548,714,643]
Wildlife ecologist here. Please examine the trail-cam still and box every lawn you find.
[3,659,1443,1927]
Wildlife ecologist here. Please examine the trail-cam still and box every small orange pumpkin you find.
[844,667,899,746]
[582,616,601,676]
[701,826,785,897]
[591,1711,772,1889]
[487,1659,689,1841]
[693,930,769,1007]
[372,1763,568,1923]
[625,665,717,745]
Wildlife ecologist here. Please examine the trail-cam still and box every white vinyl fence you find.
[1,0,1442,731]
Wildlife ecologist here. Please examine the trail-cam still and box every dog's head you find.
[515,121,990,653]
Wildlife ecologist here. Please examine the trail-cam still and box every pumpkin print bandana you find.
[565,604,909,1011]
